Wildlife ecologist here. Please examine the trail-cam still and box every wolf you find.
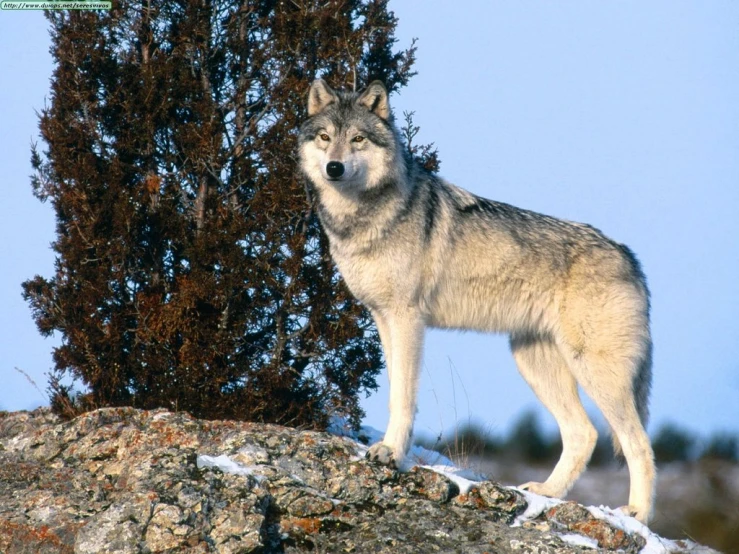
[298,79,656,523]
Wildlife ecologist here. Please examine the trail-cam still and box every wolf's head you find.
[298,79,403,193]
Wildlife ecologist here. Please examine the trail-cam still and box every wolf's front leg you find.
[371,310,394,382]
[367,310,425,468]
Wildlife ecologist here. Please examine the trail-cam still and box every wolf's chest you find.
[329,240,417,309]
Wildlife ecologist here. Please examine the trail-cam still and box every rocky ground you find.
[0,408,720,553]
[475,456,739,552]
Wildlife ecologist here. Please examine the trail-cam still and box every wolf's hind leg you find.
[510,334,597,498]
[560,347,655,523]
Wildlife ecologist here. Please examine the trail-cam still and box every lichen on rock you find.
[0,408,718,553]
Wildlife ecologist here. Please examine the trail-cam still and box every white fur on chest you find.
[329,238,421,310]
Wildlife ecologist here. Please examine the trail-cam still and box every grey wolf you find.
[298,79,656,523]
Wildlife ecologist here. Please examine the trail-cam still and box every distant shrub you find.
[418,411,739,471]
[588,432,616,467]
[652,424,696,463]
[699,432,738,462]
[505,411,559,463]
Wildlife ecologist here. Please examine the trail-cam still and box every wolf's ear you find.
[308,79,338,116]
[357,81,390,120]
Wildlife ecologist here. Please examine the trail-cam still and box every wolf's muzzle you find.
[326,161,345,179]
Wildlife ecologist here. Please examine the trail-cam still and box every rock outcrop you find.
[0,408,716,553]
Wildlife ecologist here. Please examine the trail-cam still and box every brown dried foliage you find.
[23,1,429,429]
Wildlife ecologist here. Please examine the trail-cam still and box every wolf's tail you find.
[634,339,653,430]
[611,339,653,458]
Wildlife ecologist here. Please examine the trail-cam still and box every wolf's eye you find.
[319,133,330,142]
[352,135,365,143]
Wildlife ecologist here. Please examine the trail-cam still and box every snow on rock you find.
[560,533,601,549]
[336,422,719,553]
[0,408,721,553]
[587,505,719,554]
[512,487,564,525]
[196,453,266,483]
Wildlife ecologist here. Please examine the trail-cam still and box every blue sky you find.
[1,3,737,445]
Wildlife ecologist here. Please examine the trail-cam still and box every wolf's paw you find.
[617,505,649,524]
[518,481,563,498]
[366,443,397,468]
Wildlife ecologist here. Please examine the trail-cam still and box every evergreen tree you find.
[23,0,426,429]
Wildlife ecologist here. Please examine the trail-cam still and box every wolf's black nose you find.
[326,161,345,179]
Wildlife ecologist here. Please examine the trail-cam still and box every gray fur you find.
[298,79,656,523]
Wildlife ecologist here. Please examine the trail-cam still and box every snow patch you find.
[344,424,487,493]
[559,533,599,549]
[406,442,487,494]
[511,487,562,526]
[421,464,480,494]
[586,505,715,554]
[196,454,266,483]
